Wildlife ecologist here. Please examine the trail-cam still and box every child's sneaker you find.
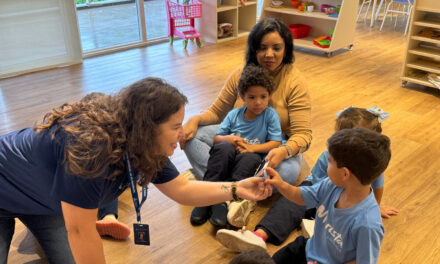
[216,229,267,252]
[96,220,131,240]
[301,219,315,239]
[227,199,257,227]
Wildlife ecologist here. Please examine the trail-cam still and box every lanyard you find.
[125,153,148,223]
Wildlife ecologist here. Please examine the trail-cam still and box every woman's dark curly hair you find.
[35,77,187,186]
[245,17,294,66]
[237,65,274,96]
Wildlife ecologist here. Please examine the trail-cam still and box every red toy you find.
[166,0,202,49]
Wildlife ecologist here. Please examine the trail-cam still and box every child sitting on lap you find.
[190,65,282,228]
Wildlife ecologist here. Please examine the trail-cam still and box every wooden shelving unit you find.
[401,0,440,89]
[260,0,357,57]
[196,0,257,43]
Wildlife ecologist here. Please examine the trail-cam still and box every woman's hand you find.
[179,116,200,149]
[380,205,399,218]
[263,167,284,189]
[266,147,288,169]
[237,177,272,200]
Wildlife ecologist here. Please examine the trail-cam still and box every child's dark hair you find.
[328,128,391,185]
[229,250,275,264]
[335,107,382,133]
[238,65,274,96]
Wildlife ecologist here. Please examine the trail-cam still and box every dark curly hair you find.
[35,77,187,186]
[237,65,274,96]
[328,128,391,185]
[245,17,294,66]
[335,107,382,133]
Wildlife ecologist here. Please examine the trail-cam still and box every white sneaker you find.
[227,199,257,227]
[301,219,315,238]
[216,229,267,252]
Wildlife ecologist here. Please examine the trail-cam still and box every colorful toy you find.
[291,0,301,8]
[313,36,331,48]
[166,0,202,49]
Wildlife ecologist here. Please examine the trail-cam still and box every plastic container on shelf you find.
[288,24,311,39]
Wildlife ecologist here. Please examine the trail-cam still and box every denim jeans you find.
[0,208,75,264]
[184,125,303,184]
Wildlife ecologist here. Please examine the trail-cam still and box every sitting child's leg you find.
[229,249,275,264]
[191,142,236,227]
[272,236,308,264]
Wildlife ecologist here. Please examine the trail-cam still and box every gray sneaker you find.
[216,229,267,252]
[227,199,257,227]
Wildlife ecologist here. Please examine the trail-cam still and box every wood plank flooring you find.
[2,22,440,263]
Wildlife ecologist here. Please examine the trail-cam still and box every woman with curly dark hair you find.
[0,77,272,264]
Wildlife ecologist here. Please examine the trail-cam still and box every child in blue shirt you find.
[190,65,282,228]
[216,107,398,254]
[266,127,391,264]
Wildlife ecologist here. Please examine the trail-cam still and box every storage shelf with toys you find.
[196,0,257,43]
[401,0,440,89]
[260,0,357,57]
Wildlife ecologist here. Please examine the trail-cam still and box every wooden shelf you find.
[401,75,437,88]
[406,59,440,74]
[217,5,236,12]
[413,19,440,29]
[402,0,440,89]
[408,47,440,60]
[198,0,256,43]
[260,0,357,56]
[264,6,338,21]
[416,7,440,13]
[411,35,440,45]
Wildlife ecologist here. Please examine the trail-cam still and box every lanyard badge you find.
[125,153,150,245]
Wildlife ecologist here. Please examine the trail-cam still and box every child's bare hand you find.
[228,135,246,146]
[263,167,284,188]
[236,141,254,153]
[380,205,399,218]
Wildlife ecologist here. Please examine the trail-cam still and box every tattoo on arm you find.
[221,184,230,193]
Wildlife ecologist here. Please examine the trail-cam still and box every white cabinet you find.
[401,0,440,89]
[260,0,357,56]
[197,0,257,43]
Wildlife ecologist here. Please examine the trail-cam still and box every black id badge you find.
[133,223,150,245]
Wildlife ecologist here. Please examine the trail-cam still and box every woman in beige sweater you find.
[180,18,312,227]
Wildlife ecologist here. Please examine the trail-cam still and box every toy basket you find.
[288,24,311,39]
[168,0,202,19]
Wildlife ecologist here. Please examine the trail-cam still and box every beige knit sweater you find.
[203,64,312,153]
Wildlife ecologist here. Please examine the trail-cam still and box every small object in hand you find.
[254,161,269,177]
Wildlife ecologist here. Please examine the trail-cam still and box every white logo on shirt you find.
[316,205,343,250]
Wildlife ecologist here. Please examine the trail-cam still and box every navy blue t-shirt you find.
[0,127,179,215]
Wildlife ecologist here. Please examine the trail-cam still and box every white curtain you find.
[0,0,82,78]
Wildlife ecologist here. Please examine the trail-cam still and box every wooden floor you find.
[2,21,440,263]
